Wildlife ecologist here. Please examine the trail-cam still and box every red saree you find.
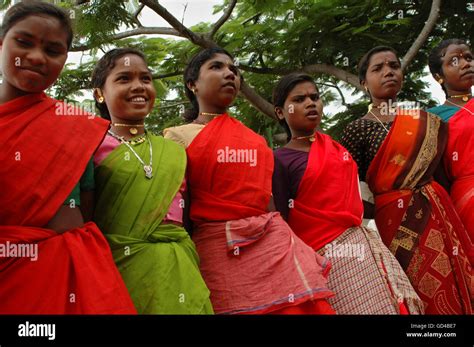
[443,99,474,265]
[285,132,422,314]
[367,109,473,314]
[186,114,334,314]
[0,93,136,314]
[287,132,363,250]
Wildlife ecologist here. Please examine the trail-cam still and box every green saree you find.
[94,134,213,314]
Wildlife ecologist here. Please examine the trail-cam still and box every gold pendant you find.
[129,127,138,135]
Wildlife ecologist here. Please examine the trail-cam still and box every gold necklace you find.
[292,132,316,142]
[448,94,472,102]
[108,130,153,179]
[113,123,145,135]
[371,102,397,116]
[199,112,223,117]
[369,110,391,133]
[193,112,223,125]
[445,98,474,115]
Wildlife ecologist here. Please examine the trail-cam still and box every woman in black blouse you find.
[340,46,473,314]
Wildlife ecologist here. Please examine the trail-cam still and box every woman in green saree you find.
[91,48,213,314]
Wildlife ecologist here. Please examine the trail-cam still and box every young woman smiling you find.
[0,2,135,314]
[91,48,213,314]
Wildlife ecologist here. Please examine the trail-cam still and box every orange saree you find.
[0,93,136,314]
[367,109,473,314]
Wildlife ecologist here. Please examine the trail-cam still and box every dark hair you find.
[183,47,235,122]
[428,39,467,96]
[358,46,400,84]
[272,73,316,143]
[0,1,73,50]
[91,48,148,120]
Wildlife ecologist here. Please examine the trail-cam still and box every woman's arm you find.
[182,186,194,236]
[80,190,95,222]
[45,205,85,234]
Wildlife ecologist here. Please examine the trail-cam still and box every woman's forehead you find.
[369,51,398,65]
[205,53,234,65]
[443,43,471,56]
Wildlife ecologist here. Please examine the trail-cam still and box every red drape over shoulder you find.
[0,93,136,314]
[443,99,474,265]
[287,132,363,250]
[186,114,273,222]
[0,93,108,226]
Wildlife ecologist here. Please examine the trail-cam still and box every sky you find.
[1,0,471,116]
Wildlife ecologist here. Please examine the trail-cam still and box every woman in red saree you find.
[0,2,135,314]
[341,46,473,314]
[427,39,474,265]
[272,73,423,314]
[164,47,334,314]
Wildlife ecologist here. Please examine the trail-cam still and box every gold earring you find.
[438,78,444,85]
[98,96,105,103]
[364,86,368,93]
[192,88,197,94]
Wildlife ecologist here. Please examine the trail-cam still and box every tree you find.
[6,0,472,145]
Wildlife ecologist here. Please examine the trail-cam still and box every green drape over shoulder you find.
[427,105,459,122]
[94,134,213,314]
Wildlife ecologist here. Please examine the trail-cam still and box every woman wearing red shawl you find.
[0,2,135,314]
[164,47,334,314]
[427,39,474,266]
[341,46,473,314]
[272,73,423,314]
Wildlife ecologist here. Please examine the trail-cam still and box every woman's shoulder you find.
[344,117,374,130]
[273,146,308,168]
[427,104,459,122]
[163,123,205,148]
[150,133,185,151]
[342,118,373,138]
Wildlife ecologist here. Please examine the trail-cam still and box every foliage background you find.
[1,0,472,146]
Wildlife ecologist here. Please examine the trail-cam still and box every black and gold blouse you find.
[340,118,393,181]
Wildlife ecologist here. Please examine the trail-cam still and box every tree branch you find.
[133,1,278,120]
[133,3,146,26]
[238,64,290,74]
[402,0,442,71]
[152,71,183,79]
[303,64,362,91]
[320,82,347,106]
[239,81,276,120]
[139,0,215,48]
[70,27,183,51]
[239,63,362,91]
[208,0,237,39]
